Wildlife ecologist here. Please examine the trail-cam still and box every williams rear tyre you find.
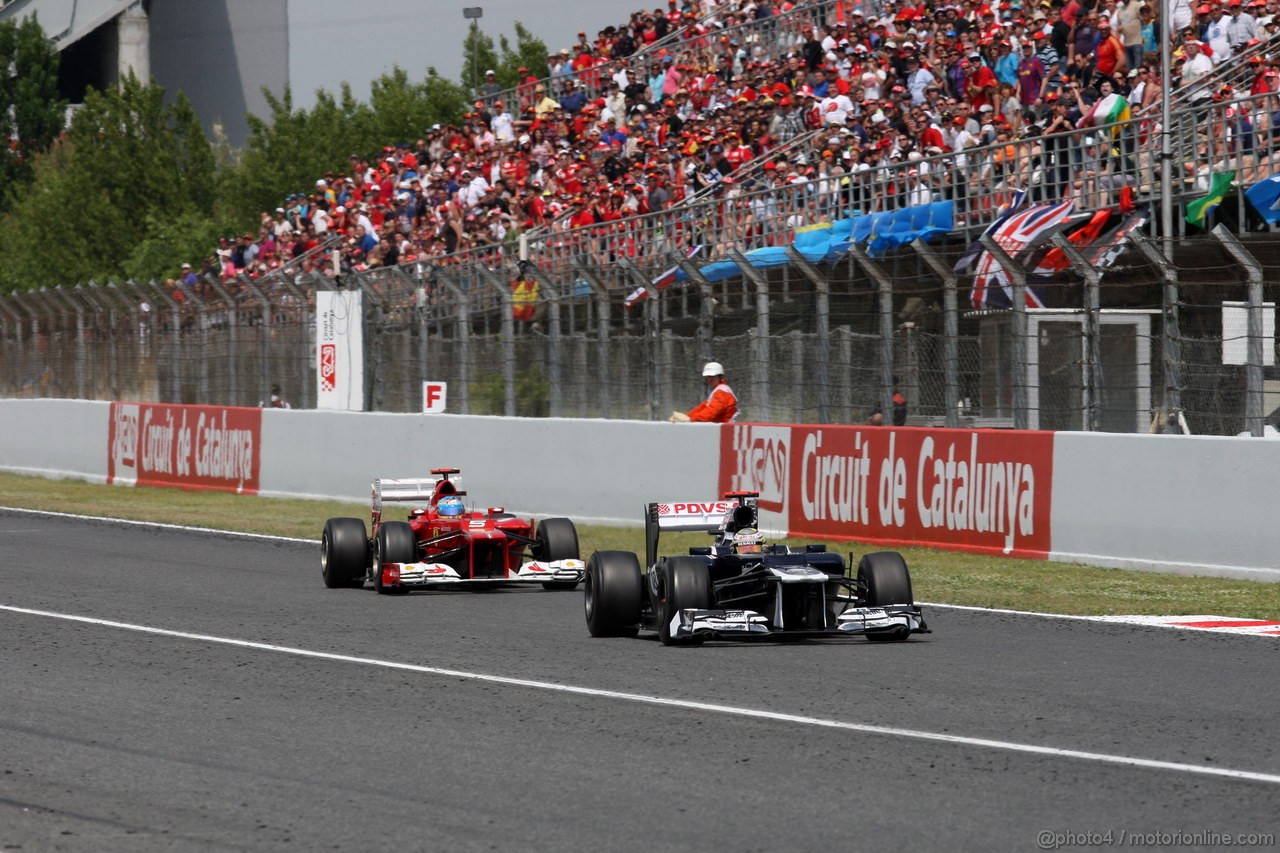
[373,521,417,595]
[321,518,368,589]
[584,551,643,637]
[656,556,713,646]
[858,551,914,642]
[536,517,581,590]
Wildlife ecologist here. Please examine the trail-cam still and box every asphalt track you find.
[1,511,1278,852]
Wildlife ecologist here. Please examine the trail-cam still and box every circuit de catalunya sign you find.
[719,423,1054,558]
[107,402,262,494]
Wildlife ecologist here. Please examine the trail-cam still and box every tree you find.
[460,23,500,95]
[217,85,373,220]
[0,73,215,292]
[0,14,66,212]
[498,22,550,86]
[364,67,469,147]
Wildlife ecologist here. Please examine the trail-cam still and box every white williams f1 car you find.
[584,492,929,645]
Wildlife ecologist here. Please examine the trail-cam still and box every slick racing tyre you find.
[656,556,712,646]
[536,517,581,590]
[321,518,368,589]
[373,521,416,595]
[858,551,914,642]
[584,551,643,637]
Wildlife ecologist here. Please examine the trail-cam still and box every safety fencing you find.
[3,226,1278,438]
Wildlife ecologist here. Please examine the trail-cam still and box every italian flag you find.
[1077,93,1130,132]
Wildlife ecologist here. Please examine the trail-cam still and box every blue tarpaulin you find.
[671,200,954,284]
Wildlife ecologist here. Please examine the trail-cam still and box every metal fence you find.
[4,227,1278,437]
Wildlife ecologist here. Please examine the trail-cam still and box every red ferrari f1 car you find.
[321,468,584,594]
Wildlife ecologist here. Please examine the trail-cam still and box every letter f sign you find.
[422,382,447,414]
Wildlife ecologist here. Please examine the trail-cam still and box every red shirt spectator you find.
[965,60,999,109]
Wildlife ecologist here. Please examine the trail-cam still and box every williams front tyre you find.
[656,556,712,646]
[858,551,914,642]
[584,551,643,637]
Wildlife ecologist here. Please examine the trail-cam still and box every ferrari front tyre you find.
[537,517,581,590]
[374,521,417,595]
[657,556,712,646]
[321,518,368,589]
[584,551,642,637]
[858,551,914,642]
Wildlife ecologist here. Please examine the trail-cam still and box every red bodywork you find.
[372,468,535,580]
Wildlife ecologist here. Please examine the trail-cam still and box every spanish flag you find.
[1185,170,1236,227]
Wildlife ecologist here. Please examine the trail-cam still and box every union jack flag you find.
[624,245,704,311]
[962,194,1075,310]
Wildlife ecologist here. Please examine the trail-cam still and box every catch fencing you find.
[2,228,1278,437]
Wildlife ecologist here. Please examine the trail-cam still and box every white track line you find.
[2,603,1278,787]
[921,603,1280,637]
[0,505,307,543]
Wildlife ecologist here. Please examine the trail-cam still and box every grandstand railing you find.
[521,126,825,244]
[1152,32,1280,114]
[354,89,1276,322]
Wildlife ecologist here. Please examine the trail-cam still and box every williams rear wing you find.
[643,493,759,568]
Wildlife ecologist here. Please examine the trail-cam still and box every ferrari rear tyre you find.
[657,556,712,646]
[374,521,416,595]
[321,518,368,589]
[858,551,913,642]
[584,551,642,637]
[537,518,581,590]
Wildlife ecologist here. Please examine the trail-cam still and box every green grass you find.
[2,472,1276,619]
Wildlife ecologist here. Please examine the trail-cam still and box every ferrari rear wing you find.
[372,476,464,525]
[643,493,758,568]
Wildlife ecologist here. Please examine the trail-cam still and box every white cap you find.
[702,361,724,377]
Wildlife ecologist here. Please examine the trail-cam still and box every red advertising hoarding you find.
[720,423,1055,558]
[107,402,263,494]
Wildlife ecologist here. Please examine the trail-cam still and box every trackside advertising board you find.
[107,403,262,494]
[720,423,1055,558]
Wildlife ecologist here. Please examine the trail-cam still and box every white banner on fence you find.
[1221,302,1276,366]
[315,289,364,411]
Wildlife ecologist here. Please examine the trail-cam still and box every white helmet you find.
[702,361,724,377]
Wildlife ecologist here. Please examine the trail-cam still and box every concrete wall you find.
[1050,432,1280,582]
[257,410,722,525]
[0,399,110,482]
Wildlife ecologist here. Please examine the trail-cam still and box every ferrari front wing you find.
[387,558,585,588]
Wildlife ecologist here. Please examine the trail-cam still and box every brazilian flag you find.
[1185,170,1236,227]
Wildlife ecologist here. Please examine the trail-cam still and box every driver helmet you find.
[732,527,763,554]
[437,495,465,517]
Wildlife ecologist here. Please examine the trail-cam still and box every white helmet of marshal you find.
[702,361,724,377]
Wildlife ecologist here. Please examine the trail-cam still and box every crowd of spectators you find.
[182,0,1280,287]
